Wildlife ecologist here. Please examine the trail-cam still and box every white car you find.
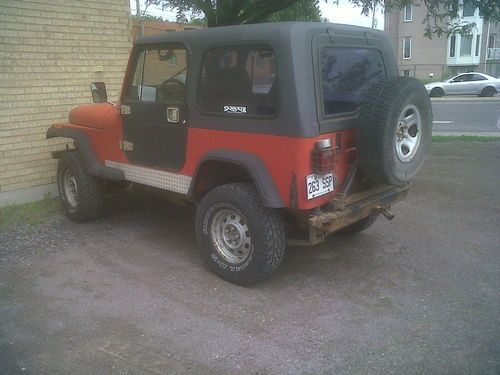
[424,72,500,97]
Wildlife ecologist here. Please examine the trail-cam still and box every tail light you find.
[312,138,335,174]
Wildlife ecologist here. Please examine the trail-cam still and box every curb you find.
[433,132,500,137]
[0,183,59,207]
[431,96,500,102]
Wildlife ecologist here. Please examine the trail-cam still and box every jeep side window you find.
[320,47,385,116]
[125,47,188,103]
[198,44,278,116]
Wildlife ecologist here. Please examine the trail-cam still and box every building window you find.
[460,34,473,57]
[450,35,456,57]
[475,35,481,56]
[489,34,496,49]
[404,5,412,21]
[403,69,410,77]
[403,37,411,59]
[462,1,475,17]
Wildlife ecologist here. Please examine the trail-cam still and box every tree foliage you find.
[269,0,321,22]
[358,0,500,37]
[149,0,301,26]
[149,0,500,37]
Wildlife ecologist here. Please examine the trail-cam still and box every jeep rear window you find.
[198,44,278,116]
[320,47,385,116]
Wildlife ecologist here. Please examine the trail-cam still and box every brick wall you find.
[0,0,131,199]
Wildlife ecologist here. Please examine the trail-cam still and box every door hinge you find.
[327,28,336,44]
[363,31,370,45]
[119,140,134,151]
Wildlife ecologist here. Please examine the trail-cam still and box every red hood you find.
[69,103,120,130]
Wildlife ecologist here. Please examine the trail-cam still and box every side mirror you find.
[90,82,107,103]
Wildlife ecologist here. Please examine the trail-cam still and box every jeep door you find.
[121,45,189,170]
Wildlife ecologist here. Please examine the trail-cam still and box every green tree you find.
[352,0,500,37]
[131,13,164,21]
[269,0,321,22]
[150,0,500,36]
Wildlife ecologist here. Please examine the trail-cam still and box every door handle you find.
[167,107,180,123]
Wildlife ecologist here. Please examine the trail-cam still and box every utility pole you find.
[371,0,378,29]
[136,0,144,37]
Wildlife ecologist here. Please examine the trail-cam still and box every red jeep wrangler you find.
[47,23,432,285]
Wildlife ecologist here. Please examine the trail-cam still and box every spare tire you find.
[357,77,432,186]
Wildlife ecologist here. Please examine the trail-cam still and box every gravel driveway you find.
[1,141,499,375]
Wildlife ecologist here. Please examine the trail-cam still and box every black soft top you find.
[135,22,381,46]
[133,22,398,137]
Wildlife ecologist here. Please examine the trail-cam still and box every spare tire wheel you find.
[357,77,432,186]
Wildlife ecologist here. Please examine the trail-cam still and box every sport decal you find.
[223,105,247,114]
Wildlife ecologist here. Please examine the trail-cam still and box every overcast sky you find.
[320,0,384,30]
[130,0,384,30]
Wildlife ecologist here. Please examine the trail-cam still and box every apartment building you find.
[384,1,500,80]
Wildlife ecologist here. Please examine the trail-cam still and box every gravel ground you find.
[0,141,499,375]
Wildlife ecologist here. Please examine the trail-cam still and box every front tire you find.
[195,183,286,285]
[57,151,103,222]
[430,87,444,97]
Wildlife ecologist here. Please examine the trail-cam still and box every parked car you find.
[425,72,500,97]
[46,22,432,285]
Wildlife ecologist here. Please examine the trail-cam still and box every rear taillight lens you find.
[312,139,334,174]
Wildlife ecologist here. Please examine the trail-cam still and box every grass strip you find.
[0,198,61,228]
[432,135,500,143]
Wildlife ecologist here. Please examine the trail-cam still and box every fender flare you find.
[190,150,285,208]
[46,126,124,181]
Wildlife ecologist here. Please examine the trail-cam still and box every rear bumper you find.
[306,184,410,244]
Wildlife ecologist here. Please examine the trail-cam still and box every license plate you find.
[306,173,334,200]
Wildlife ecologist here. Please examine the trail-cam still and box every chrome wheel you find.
[395,104,422,163]
[63,169,78,208]
[211,209,252,265]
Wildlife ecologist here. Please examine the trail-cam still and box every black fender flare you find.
[46,126,124,181]
[190,150,284,208]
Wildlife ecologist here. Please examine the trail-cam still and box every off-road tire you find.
[358,77,432,186]
[195,183,286,285]
[336,215,378,236]
[480,86,496,97]
[430,87,444,97]
[57,151,103,222]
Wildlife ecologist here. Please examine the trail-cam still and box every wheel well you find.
[192,160,254,198]
[483,86,496,92]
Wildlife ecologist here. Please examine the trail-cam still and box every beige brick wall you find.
[0,0,131,194]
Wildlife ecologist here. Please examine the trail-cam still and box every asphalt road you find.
[1,141,499,375]
[431,97,500,134]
